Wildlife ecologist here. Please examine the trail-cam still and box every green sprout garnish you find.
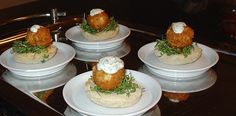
[80,17,118,34]
[12,40,47,54]
[91,73,140,97]
[154,39,194,57]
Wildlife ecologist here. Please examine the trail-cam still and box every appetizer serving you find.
[85,56,142,108]
[12,25,57,64]
[164,92,190,102]
[154,22,202,65]
[80,8,119,40]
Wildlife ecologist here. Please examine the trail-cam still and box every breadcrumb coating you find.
[92,66,125,90]
[166,24,194,48]
[26,26,53,46]
[87,11,110,30]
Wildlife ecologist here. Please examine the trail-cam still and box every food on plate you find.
[166,22,194,48]
[12,25,57,64]
[34,89,54,103]
[85,56,142,107]
[164,92,190,102]
[154,22,202,65]
[80,8,119,40]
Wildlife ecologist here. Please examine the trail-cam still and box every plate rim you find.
[138,42,219,72]
[73,42,131,62]
[0,42,76,72]
[139,65,217,93]
[63,69,162,116]
[2,63,77,92]
[65,24,131,45]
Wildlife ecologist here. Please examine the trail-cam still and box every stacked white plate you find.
[63,69,162,116]
[2,63,77,92]
[65,24,131,62]
[138,42,219,93]
[0,42,76,78]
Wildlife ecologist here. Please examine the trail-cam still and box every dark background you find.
[0,0,235,39]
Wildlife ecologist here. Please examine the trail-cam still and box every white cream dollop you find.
[97,56,124,74]
[90,8,104,16]
[30,25,41,33]
[171,22,186,34]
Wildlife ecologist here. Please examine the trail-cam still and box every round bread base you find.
[85,79,142,108]
[154,44,202,65]
[13,45,57,64]
[81,26,119,40]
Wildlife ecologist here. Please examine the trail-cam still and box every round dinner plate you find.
[2,63,77,92]
[0,42,75,77]
[64,105,161,116]
[138,42,219,78]
[73,42,131,62]
[63,69,162,116]
[139,65,217,93]
[65,24,131,51]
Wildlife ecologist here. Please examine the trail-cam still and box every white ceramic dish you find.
[0,42,75,77]
[2,63,77,92]
[138,42,219,78]
[64,105,161,116]
[65,24,131,51]
[73,42,131,62]
[139,65,217,93]
[63,69,162,116]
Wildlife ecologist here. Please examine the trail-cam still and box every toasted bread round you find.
[13,45,57,64]
[81,26,119,40]
[85,78,142,107]
[155,44,202,65]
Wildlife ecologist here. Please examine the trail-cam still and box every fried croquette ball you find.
[92,56,125,90]
[164,92,190,102]
[92,66,125,90]
[87,9,110,30]
[26,25,53,46]
[166,22,194,48]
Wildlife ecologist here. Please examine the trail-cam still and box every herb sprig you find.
[12,40,47,54]
[80,17,118,34]
[91,74,140,96]
[155,39,194,57]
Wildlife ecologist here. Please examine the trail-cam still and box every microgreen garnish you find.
[155,39,194,57]
[91,73,140,96]
[12,40,47,54]
[80,17,118,34]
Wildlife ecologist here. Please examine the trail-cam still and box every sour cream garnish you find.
[97,56,124,74]
[30,25,41,33]
[171,22,186,34]
[90,8,104,16]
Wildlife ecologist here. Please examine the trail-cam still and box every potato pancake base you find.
[85,79,142,108]
[155,44,202,65]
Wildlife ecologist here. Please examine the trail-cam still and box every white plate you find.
[64,105,161,116]
[138,42,219,78]
[2,63,77,92]
[139,65,217,93]
[73,42,131,62]
[65,24,131,51]
[0,42,75,77]
[63,69,162,116]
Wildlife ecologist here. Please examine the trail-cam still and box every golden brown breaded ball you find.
[26,26,53,46]
[166,24,194,48]
[92,65,125,90]
[87,11,110,31]
[164,92,190,102]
